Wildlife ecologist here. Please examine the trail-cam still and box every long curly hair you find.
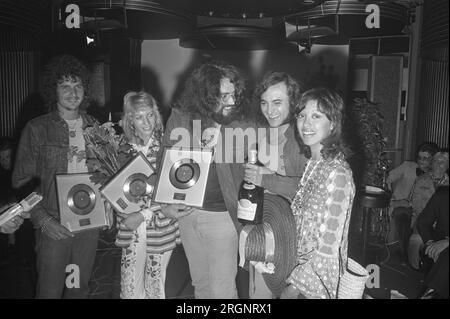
[173,61,247,127]
[294,87,352,160]
[121,91,163,146]
[41,54,90,112]
[252,71,304,126]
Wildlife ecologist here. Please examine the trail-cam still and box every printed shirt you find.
[287,153,355,299]
[115,136,181,254]
[65,117,88,173]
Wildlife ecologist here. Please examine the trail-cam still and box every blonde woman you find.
[117,91,180,299]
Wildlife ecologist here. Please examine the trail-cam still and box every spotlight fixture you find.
[86,35,95,45]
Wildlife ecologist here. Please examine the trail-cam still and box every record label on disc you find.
[67,184,96,215]
[169,159,200,189]
[123,173,152,203]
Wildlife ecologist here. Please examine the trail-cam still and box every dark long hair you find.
[41,54,90,112]
[173,61,247,127]
[294,87,352,160]
[253,71,303,126]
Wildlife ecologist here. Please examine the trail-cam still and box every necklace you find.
[66,117,81,138]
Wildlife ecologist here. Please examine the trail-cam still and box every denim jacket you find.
[160,108,255,233]
[12,110,98,228]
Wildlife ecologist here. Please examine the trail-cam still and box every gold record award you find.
[56,173,108,232]
[100,152,155,214]
[152,147,213,208]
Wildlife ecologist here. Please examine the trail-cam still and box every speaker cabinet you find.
[368,56,403,150]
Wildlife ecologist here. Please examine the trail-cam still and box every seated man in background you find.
[416,186,448,299]
[408,151,449,269]
[386,142,439,262]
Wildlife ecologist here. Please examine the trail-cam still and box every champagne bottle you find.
[237,149,264,225]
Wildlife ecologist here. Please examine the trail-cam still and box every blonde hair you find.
[121,91,163,145]
[433,151,449,166]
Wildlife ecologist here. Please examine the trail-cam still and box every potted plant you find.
[348,97,389,190]
[347,97,391,259]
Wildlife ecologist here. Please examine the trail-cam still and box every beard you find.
[211,105,239,125]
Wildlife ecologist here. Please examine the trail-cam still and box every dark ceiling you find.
[0,0,419,50]
[158,0,327,18]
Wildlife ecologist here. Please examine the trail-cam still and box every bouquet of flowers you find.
[83,121,128,185]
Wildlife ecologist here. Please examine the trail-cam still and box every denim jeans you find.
[35,229,99,299]
[178,210,238,299]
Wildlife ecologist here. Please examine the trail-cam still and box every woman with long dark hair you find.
[282,87,355,299]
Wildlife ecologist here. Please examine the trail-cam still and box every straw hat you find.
[238,193,297,297]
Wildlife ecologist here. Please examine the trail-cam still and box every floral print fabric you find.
[288,154,355,299]
[120,223,171,299]
[119,135,179,299]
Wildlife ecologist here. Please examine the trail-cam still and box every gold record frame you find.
[152,147,213,208]
[100,152,155,214]
[56,173,108,233]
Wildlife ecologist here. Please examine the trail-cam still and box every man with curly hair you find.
[12,54,100,298]
[159,61,254,299]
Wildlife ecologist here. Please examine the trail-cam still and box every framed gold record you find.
[100,152,155,214]
[152,147,213,208]
[56,173,108,232]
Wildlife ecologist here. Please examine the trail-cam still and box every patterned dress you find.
[287,153,355,299]
[117,136,181,299]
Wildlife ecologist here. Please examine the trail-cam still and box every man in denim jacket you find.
[12,55,100,298]
[159,61,255,299]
